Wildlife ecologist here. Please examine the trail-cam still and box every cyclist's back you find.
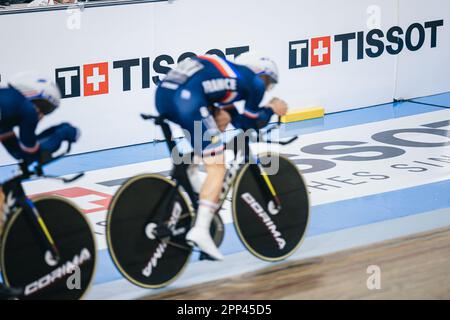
[158,55,266,108]
[156,55,272,156]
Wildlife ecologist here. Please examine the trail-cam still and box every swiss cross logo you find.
[83,62,109,96]
[32,187,112,214]
[311,36,331,66]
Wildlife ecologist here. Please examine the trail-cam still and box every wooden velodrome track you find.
[142,227,450,300]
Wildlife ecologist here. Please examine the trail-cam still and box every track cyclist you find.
[0,73,80,299]
[155,53,288,261]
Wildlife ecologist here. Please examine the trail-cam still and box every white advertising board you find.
[0,0,448,165]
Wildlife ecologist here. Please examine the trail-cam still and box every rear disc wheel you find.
[107,174,193,288]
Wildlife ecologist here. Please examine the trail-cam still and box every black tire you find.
[0,196,97,300]
[106,174,194,288]
[232,153,310,261]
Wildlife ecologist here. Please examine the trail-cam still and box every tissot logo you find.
[55,45,249,99]
[289,19,444,69]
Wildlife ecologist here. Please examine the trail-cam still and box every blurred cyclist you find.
[0,73,80,299]
[155,53,288,261]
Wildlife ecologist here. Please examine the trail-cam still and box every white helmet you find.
[235,53,279,90]
[9,72,61,115]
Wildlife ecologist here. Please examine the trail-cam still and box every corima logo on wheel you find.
[240,192,286,250]
[24,248,92,296]
[288,20,444,69]
[55,46,249,99]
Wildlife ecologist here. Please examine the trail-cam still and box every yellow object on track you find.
[281,107,324,123]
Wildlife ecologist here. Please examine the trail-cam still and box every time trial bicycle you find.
[106,115,309,288]
[0,145,97,300]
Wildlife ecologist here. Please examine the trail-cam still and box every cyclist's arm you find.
[18,101,40,156]
[228,79,273,130]
[240,77,274,129]
[37,123,79,155]
[1,133,24,160]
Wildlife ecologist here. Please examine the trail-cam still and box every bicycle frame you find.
[1,144,83,265]
[2,174,60,263]
[151,116,199,211]
[215,133,249,211]
[143,114,282,217]
[139,114,299,264]
[215,132,282,214]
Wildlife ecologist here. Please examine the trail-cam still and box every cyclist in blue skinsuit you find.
[0,74,79,299]
[155,53,288,261]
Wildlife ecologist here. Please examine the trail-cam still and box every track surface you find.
[143,227,450,300]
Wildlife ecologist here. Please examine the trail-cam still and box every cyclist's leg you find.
[1,133,23,161]
[184,107,227,260]
[157,86,226,260]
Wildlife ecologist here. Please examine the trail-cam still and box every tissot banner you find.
[0,0,448,165]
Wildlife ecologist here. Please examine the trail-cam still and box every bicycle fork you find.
[251,159,282,211]
[22,199,60,265]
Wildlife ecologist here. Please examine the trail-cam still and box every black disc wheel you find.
[232,153,310,261]
[106,174,193,288]
[1,196,97,300]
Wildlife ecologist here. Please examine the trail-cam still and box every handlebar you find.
[141,113,165,123]
[141,114,158,121]
[270,136,298,145]
[14,142,84,183]
[141,113,298,147]
[257,116,298,146]
[42,172,85,183]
